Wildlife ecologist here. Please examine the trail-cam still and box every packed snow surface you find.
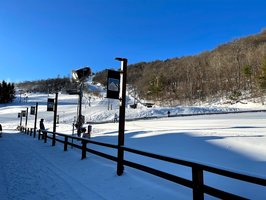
[0,92,266,199]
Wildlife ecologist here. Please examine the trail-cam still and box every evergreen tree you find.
[0,81,16,103]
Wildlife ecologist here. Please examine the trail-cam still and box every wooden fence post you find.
[52,132,56,146]
[44,131,47,143]
[64,136,68,151]
[81,140,87,160]
[192,166,204,200]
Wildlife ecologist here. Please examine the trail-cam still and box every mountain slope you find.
[94,30,266,105]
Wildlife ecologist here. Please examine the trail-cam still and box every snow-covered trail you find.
[0,131,106,200]
[0,131,188,200]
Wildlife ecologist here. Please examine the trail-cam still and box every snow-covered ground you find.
[0,92,266,199]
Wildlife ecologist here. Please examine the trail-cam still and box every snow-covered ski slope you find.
[0,91,266,199]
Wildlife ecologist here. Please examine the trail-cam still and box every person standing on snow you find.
[0,123,2,137]
[39,119,46,136]
[114,113,118,123]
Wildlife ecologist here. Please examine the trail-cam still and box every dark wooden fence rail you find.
[22,128,266,200]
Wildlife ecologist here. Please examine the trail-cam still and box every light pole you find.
[72,67,92,136]
[51,92,58,145]
[77,83,83,136]
[25,107,28,129]
[115,57,128,176]
[19,111,23,128]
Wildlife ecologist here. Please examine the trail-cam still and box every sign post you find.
[33,103,38,138]
[77,84,83,137]
[52,92,58,146]
[19,111,23,128]
[115,57,127,176]
[71,67,92,137]
[25,107,29,129]
[47,93,58,145]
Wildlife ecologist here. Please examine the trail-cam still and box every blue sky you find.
[1,0,266,82]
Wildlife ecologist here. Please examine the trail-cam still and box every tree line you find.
[94,30,266,105]
[16,76,97,97]
[16,77,77,94]
[0,81,15,103]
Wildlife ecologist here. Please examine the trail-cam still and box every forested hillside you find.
[94,30,266,105]
[16,31,266,106]
[16,77,77,94]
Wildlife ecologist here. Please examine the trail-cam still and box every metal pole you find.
[34,102,38,137]
[52,92,58,146]
[116,58,127,176]
[77,83,83,136]
[20,111,22,127]
[25,107,28,129]
[72,122,74,148]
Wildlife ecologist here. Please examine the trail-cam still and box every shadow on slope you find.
[91,129,266,199]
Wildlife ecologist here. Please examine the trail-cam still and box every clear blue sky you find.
[1,0,266,82]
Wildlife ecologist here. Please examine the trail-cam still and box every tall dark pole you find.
[116,57,127,176]
[52,92,58,146]
[25,107,29,129]
[34,102,38,137]
[20,111,23,127]
[77,83,83,136]
[72,67,92,136]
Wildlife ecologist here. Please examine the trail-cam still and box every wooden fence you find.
[22,128,266,200]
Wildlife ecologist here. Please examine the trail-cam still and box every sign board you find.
[30,106,35,115]
[22,110,26,117]
[47,98,55,111]
[107,70,120,99]
[18,112,21,118]
[66,89,80,95]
